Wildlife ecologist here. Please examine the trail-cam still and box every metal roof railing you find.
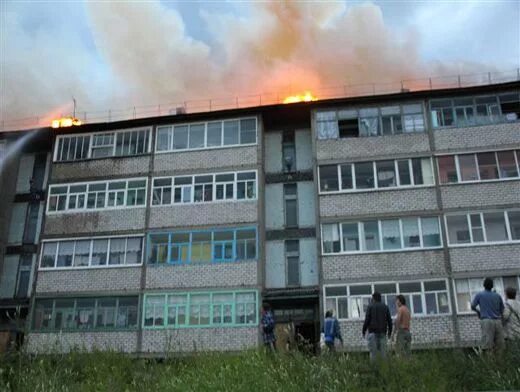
[1,68,519,132]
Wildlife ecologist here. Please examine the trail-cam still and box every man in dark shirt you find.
[471,277,505,352]
[362,292,393,361]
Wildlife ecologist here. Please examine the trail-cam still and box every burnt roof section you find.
[3,80,519,136]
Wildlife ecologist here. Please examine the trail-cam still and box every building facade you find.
[0,81,518,354]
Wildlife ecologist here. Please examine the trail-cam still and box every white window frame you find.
[323,278,451,321]
[154,117,258,153]
[53,127,152,162]
[47,177,148,215]
[150,170,258,207]
[444,209,520,247]
[318,157,435,195]
[320,216,443,256]
[435,149,520,186]
[39,234,145,270]
[453,275,520,314]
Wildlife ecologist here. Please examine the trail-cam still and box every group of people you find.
[260,278,520,359]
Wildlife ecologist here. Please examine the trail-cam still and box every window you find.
[282,131,296,172]
[446,210,520,246]
[319,157,434,193]
[322,217,441,254]
[285,240,300,286]
[284,184,298,228]
[55,135,90,161]
[33,297,138,331]
[156,118,256,152]
[148,228,257,265]
[158,171,256,206]
[438,150,520,184]
[319,165,339,192]
[438,156,458,184]
[39,237,143,269]
[317,103,425,140]
[325,279,450,320]
[455,276,520,313]
[47,178,147,214]
[91,133,115,158]
[499,93,520,119]
[143,291,258,329]
[115,129,149,156]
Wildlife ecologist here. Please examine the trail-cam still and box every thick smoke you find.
[1,1,500,124]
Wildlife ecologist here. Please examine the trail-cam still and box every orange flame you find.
[283,91,317,104]
[51,117,83,128]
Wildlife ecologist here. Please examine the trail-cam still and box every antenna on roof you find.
[72,97,77,118]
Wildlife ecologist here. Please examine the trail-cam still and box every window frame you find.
[323,278,451,321]
[150,170,257,207]
[53,127,152,162]
[47,178,148,214]
[444,209,520,247]
[318,157,435,195]
[142,290,259,329]
[154,117,258,153]
[38,235,145,270]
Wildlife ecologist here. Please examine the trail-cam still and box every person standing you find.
[322,310,343,352]
[393,295,412,357]
[471,278,505,352]
[261,303,276,352]
[362,292,392,361]
[503,287,520,341]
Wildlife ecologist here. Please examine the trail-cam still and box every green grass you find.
[1,344,520,391]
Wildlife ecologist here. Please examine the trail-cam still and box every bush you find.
[1,344,519,391]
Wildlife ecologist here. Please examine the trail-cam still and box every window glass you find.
[173,125,189,150]
[362,221,380,251]
[319,165,339,192]
[188,124,205,149]
[191,232,212,263]
[483,212,508,242]
[41,242,57,268]
[285,199,298,228]
[447,215,470,244]
[325,286,347,296]
[376,160,396,188]
[322,224,340,253]
[240,119,257,144]
[397,160,411,185]
[109,238,126,265]
[458,154,479,182]
[470,214,484,242]
[117,296,138,328]
[508,211,520,240]
[381,220,401,250]
[438,156,458,183]
[477,152,499,180]
[96,298,117,328]
[207,122,222,147]
[223,120,240,145]
[316,111,339,139]
[355,162,375,189]
[76,298,95,329]
[412,158,433,185]
[338,119,359,138]
[57,241,74,267]
[402,218,420,248]
[340,164,353,190]
[236,229,256,260]
[126,237,142,264]
[287,256,300,286]
[421,217,441,247]
[74,240,91,267]
[91,239,108,266]
[145,296,165,327]
[497,151,518,178]
[342,223,359,251]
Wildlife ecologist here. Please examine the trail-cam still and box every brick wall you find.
[338,315,455,350]
[146,262,258,289]
[316,133,430,162]
[441,181,520,210]
[433,122,520,152]
[322,250,447,282]
[43,209,146,236]
[153,146,258,173]
[319,188,438,218]
[25,331,138,353]
[449,244,520,273]
[35,267,142,294]
[148,202,257,229]
[51,156,151,182]
[457,314,481,346]
[141,327,258,353]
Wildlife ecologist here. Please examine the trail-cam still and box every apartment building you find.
[1,81,517,354]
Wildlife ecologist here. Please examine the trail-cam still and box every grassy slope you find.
[1,345,519,391]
